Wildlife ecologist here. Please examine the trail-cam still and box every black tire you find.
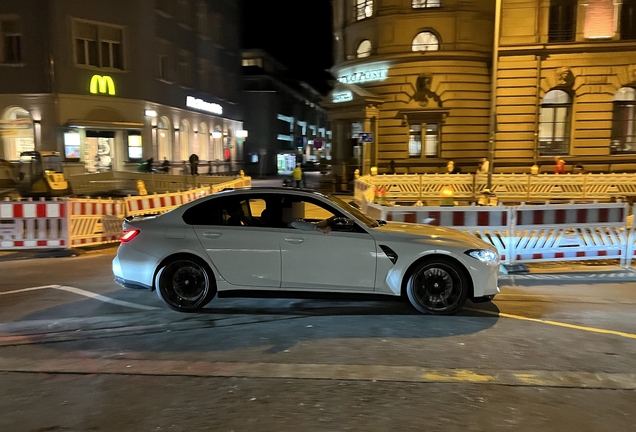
[406,259,468,315]
[155,257,216,312]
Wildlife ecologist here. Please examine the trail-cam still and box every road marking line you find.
[0,284,158,311]
[0,285,60,296]
[467,308,636,340]
[1,358,636,389]
[54,286,159,311]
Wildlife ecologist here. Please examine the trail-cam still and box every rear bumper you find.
[114,276,153,291]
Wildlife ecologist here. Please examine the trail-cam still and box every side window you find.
[182,198,222,225]
[281,196,339,228]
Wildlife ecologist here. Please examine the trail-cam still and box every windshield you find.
[328,195,380,228]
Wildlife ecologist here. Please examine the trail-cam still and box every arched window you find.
[539,89,572,155]
[355,0,373,21]
[412,31,439,52]
[157,116,172,162]
[611,87,636,154]
[356,40,372,58]
[198,122,209,161]
[179,119,190,161]
[1,107,34,160]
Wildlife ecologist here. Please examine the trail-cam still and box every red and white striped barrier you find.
[124,187,211,217]
[68,198,125,247]
[0,200,68,248]
[512,203,629,265]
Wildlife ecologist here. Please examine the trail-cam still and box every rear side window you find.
[182,198,223,225]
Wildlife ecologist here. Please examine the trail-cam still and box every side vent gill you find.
[379,245,398,264]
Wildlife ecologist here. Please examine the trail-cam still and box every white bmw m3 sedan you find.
[113,188,500,315]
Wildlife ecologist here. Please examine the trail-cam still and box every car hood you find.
[371,221,495,250]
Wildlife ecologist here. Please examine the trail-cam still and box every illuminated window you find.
[412,0,441,8]
[611,87,636,154]
[409,123,439,157]
[621,0,636,40]
[539,90,572,155]
[0,18,21,64]
[127,133,143,160]
[409,124,422,157]
[355,0,373,21]
[356,40,372,58]
[412,31,440,51]
[549,0,577,43]
[73,20,123,69]
[425,124,439,157]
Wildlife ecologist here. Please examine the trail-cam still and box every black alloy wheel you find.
[156,258,216,312]
[406,260,467,315]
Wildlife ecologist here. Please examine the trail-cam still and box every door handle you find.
[202,232,222,238]
[284,237,305,244]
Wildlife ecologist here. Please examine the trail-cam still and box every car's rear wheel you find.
[406,259,467,315]
[155,257,216,312]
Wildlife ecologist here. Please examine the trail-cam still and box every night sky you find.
[242,0,334,95]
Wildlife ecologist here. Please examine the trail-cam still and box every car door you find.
[279,195,377,291]
[185,194,282,288]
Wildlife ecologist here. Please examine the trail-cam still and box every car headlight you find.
[465,249,499,263]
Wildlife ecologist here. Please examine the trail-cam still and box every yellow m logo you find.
[89,75,116,95]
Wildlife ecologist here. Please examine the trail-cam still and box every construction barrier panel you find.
[512,203,628,265]
[0,199,68,248]
[68,198,125,247]
[357,173,636,203]
[0,175,251,251]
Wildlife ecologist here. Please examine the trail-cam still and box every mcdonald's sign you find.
[89,75,116,96]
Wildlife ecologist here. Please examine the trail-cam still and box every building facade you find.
[326,0,636,176]
[0,0,244,175]
[325,0,495,177]
[242,49,331,177]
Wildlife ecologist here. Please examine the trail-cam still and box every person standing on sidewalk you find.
[292,163,303,188]
[189,153,199,176]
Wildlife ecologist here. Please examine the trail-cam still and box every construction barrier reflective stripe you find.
[0,201,68,248]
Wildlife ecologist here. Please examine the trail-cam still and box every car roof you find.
[212,187,330,198]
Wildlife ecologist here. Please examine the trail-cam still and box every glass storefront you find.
[1,107,35,160]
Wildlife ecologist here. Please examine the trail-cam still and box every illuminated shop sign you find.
[90,75,116,95]
[338,68,388,84]
[186,96,223,115]
[333,91,353,103]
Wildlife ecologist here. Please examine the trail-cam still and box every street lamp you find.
[487,0,503,190]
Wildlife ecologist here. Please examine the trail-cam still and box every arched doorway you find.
[179,119,190,161]
[157,116,172,161]
[198,122,209,161]
[1,107,34,160]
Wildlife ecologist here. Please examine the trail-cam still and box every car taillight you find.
[121,229,140,243]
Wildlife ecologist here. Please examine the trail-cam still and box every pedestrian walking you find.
[189,153,199,176]
[292,163,303,188]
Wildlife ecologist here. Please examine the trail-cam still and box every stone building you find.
[325,0,636,176]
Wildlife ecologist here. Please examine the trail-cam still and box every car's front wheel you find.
[155,257,216,312]
[406,259,468,315]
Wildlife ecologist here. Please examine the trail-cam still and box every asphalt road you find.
[1,249,636,432]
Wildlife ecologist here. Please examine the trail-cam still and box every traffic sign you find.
[359,133,374,143]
